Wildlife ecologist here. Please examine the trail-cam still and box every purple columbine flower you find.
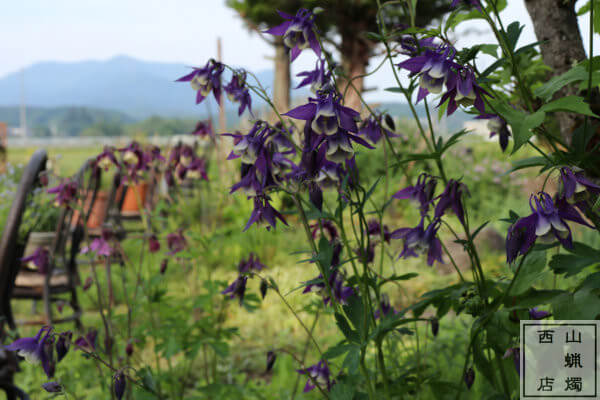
[42,382,62,393]
[476,114,511,152]
[358,114,397,144]
[434,179,469,224]
[503,347,520,375]
[21,247,50,274]
[222,275,248,305]
[440,66,489,115]
[245,196,288,231]
[224,71,252,116]
[166,230,187,255]
[96,146,119,170]
[296,59,333,93]
[190,120,213,137]
[324,130,371,163]
[529,307,550,320]
[56,331,72,362]
[374,294,396,319]
[506,192,593,263]
[5,327,55,375]
[81,237,113,257]
[185,158,209,181]
[74,329,98,352]
[284,93,360,136]
[392,218,444,266]
[297,361,334,392]
[398,34,437,57]
[177,59,224,104]
[560,167,600,200]
[238,253,266,274]
[119,141,146,172]
[398,49,455,103]
[367,219,392,244]
[264,9,321,62]
[303,269,354,306]
[48,179,78,208]
[266,351,277,373]
[392,173,438,215]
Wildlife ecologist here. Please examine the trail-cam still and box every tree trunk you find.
[273,36,291,114]
[339,20,373,111]
[524,0,587,143]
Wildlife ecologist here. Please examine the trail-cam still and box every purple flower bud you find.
[464,367,475,389]
[529,307,550,320]
[431,318,439,337]
[434,179,469,224]
[83,277,93,291]
[114,371,126,400]
[56,331,72,362]
[160,259,168,274]
[148,235,160,253]
[125,341,134,357]
[222,276,248,305]
[266,351,276,373]
[260,279,268,299]
[42,382,62,393]
[166,230,187,255]
[74,329,97,352]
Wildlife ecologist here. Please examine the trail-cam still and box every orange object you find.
[87,191,108,228]
[121,183,148,212]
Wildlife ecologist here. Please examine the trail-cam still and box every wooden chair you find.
[3,157,100,329]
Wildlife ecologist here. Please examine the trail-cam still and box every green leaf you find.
[548,242,600,277]
[507,156,549,174]
[489,99,545,153]
[323,343,357,360]
[505,22,524,51]
[533,64,588,101]
[511,250,547,295]
[552,288,600,320]
[330,383,355,400]
[335,312,360,343]
[343,295,367,339]
[539,96,598,117]
[505,289,565,310]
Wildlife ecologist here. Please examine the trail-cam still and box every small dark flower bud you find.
[431,318,439,337]
[39,172,49,187]
[309,183,323,212]
[114,371,126,400]
[149,235,160,253]
[56,331,72,362]
[160,259,168,274]
[464,367,475,389]
[125,341,134,357]
[384,114,395,131]
[42,382,62,393]
[266,351,276,373]
[260,279,268,299]
[83,276,93,291]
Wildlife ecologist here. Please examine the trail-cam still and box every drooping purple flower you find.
[42,382,62,393]
[177,59,224,104]
[185,158,209,181]
[238,253,266,274]
[506,192,594,263]
[160,259,168,274]
[190,120,213,137]
[434,179,469,224]
[560,167,600,200]
[367,219,392,244]
[114,371,126,400]
[358,114,398,144]
[297,360,334,392]
[464,367,475,389]
[47,179,78,208]
[148,235,160,253]
[166,230,187,255]
[96,146,119,170]
[82,276,93,291]
[503,347,520,375]
[398,35,438,57]
[324,129,373,163]
[374,294,396,319]
[440,66,489,115]
[55,331,72,362]
[245,196,288,231]
[392,218,444,266]
[431,318,439,337]
[118,141,146,172]
[74,329,98,352]
[284,93,360,135]
[296,59,333,93]
[222,275,248,305]
[224,71,252,116]
[398,49,455,103]
[303,268,354,306]
[264,9,321,62]
[451,0,482,11]
[392,173,438,215]
[5,326,51,365]
[21,247,50,274]
[529,307,550,320]
[476,114,511,152]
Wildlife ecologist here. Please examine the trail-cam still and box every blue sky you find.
[2,0,597,101]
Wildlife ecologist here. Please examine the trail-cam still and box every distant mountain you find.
[0,55,274,119]
[0,106,134,137]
